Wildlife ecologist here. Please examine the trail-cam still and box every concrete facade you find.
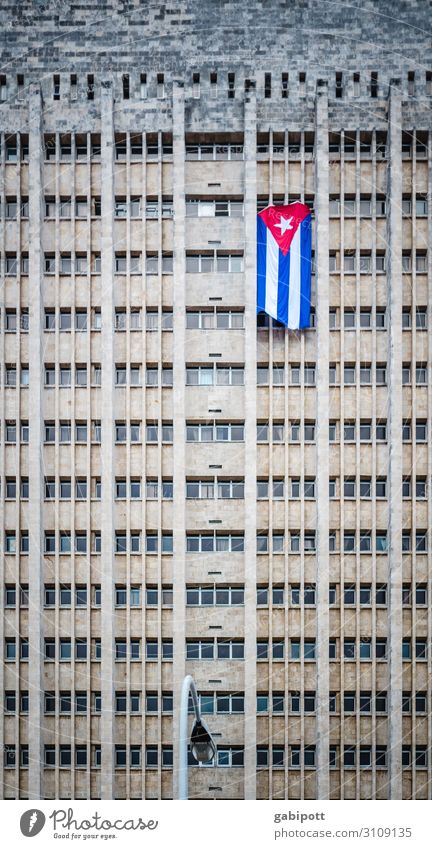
[0,0,431,800]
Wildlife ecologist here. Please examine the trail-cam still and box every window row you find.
[44,363,176,387]
[258,691,390,714]
[42,691,174,715]
[40,584,174,608]
[4,529,428,557]
[41,253,174,275]
[42,133,172,160]
[332,307,388,330]
[2,417,428,448]
[256,476,390,501]
[186,199,244,217]
[3,636,430,663]
[10,743,427,771]
[257,745,390,770]
[41,421,173,444]
[41,745,174,770]
[257,419,388,443]
[43,420,101,443]
[43,196,174,219]
[5,361,429,390]
[45,252,244,276]
[328,195,429,217]
[41,308,174,332]
[116,364,173,386]
[6,582,427,610]
[42,531,174,555]
[328,306,427,331]
[44,363,101,387]
[255,638,389,661]
[329,251,428,274]
[257,530,391,554]
[4,638,174,662]
[1,249,429,277]
[5,688,428,718]
[256,746,318,769]
[186,309,244,329]
[42,477,173,501]
[256,583,389,607]
[185,479,243,499]
[27,192,430,223]
[256,363,390,387]
[186,365,244,385]
[186,640,244,659]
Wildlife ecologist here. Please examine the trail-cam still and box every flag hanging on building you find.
[257,202,312,329]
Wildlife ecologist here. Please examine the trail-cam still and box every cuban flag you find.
[257,202,312,329]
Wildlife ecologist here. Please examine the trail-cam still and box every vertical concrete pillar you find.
[314,80,330,800]
[244,82,258,800]
[172,81,187,800]
[100,79,115,799]
[387,79,403,800]
[28,83,44,801]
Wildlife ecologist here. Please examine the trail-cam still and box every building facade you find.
[0,0,431,801]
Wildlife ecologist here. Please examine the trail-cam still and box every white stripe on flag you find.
[287,224,301,329]
[265,228,279,320]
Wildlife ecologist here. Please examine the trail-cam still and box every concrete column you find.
[314,80,330,800]
[172,81,187,800]
[244,82,257,800]
[387,79,403,800]
[100,80,115,800]
[27,84,44,800]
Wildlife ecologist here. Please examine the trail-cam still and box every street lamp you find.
[179,674,216,799]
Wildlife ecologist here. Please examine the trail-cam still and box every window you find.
[257,364,285,385]
[213,640,243,660]
[185,253,243,272]
[415,420,427,442]
[290,639,315,660]
[329,308,337,329]
[256,532,285,553]
[186,586,244,606]
[416,308,427,329]
[416,253,427,273]
[257,640,284,660]
[344,639,355,659]
[5,532,16,554]
[416,363,427,384]
[5,639,16,661]
[5,365,17,386]
[186,365,244,386]
[344,309,355,329]
[256,421,284,442]
[414,531,427,552]
[186,640,214,660]
[186,533,244,552]
[290,421,315,442]
[186,143,243,161]
[344,533,355,553]
[402,746,428,769]
[186,200,244,218]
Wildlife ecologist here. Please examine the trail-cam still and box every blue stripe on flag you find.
[256,216,267,314]
[299,215,312,328]
[277,245,290,324]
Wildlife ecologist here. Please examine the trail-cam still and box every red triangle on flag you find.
[258,202,311,255]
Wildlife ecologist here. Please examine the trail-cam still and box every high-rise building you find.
[0,0,431,801]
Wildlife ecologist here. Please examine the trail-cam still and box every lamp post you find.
[179,674,216,800]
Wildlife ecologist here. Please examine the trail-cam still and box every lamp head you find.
[190,718,216,763]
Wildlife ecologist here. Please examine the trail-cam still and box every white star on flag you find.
[274,215,294,235]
